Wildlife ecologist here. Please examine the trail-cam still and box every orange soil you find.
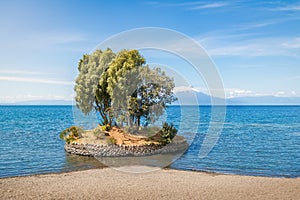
[108,127,158,146]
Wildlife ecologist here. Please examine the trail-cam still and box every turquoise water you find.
[0,105,300,178]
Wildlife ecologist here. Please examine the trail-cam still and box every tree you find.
[106,49,145,127]
[133,66,177,127]
[106,49,145,96]
[74,48,177,130]
[74,48,115,126]
[113,66,176,127]
[108,50,176,128]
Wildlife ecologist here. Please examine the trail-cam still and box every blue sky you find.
[0,0,300,103]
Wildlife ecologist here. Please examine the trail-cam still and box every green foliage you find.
[92,126,106,139]
[157,123,178,144]
[109,57,177,127]
[107,136,117,145]
[74,48,115,126]
[73,48,177,131]
[99,124,109,131]
[60,126,84,144]
[107,49,145,96]
[134,66,177,126]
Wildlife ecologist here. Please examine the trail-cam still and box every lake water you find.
[0,105,300,178]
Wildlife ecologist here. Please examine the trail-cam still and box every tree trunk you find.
[95,97,108,126]
[137,116,141,127]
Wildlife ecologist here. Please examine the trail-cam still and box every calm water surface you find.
[0,105,299,178]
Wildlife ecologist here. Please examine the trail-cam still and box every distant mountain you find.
[174,90,212,105]
[1,100,73,105]
[1,92,300,106]
[173,90,300,105]
[228,96,300,105]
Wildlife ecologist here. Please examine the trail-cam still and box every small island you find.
[60,49,188,157]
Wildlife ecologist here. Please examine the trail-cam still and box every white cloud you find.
[189,2,228,10]
[0,94,72,103]
[273,91,299,97]
[173,86,201,93]
[23,32,87,50]
[274,91,285,97]
[145,1,229,10]
[233,15,300,31]
[200,35,300,57]
[0,76,73,85]
[0,70,45,75]
[174,86,259,98]
[280,75,300,81]
[0,30,87,51]
[235,20,282,31]
[226,89,300,98]
[232,64,265,69]
[281,38,300,49]
[225,88,266,98]
[273,4,300,11]
[194,14,300,57]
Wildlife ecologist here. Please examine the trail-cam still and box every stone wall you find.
[64,135,188,157]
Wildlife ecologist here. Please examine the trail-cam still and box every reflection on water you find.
[62,153,107,172]
[62,152,182,173]
[96,153,183,173]
[95,153,181,169]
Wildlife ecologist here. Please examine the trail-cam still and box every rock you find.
[64,135,188,157]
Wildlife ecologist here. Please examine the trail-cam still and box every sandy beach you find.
[1,168,299,200]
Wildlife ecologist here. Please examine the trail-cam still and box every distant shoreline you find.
[1,167,299,200]
[1,92,300,106]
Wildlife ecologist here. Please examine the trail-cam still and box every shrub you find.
[100,124,111,132]
[157,122,178,144]
[107,136,117,145]
[60,126,83,144]
[92,125,106,139]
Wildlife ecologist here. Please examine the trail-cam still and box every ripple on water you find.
[0,105,300,178]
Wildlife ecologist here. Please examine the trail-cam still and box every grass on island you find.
[60,123,177,146]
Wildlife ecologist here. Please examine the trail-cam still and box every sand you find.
[1,167,299,200]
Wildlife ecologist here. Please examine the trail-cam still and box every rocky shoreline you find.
[65,135,188,157]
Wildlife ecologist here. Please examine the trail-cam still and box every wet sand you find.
[1,167,299,200]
